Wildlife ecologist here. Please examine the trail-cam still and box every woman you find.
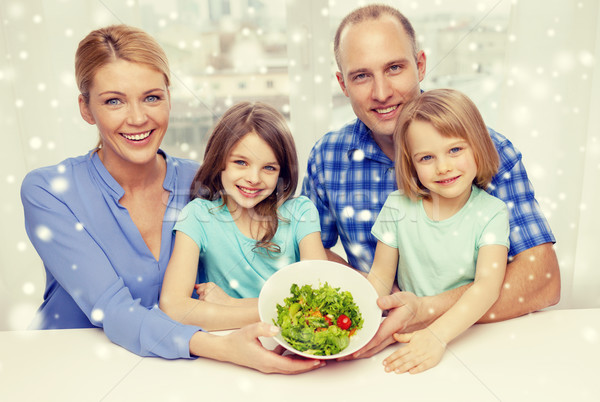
[20,24,322,374]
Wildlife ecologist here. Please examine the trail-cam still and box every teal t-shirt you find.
[371,186,509,297]
[174,196,321,298]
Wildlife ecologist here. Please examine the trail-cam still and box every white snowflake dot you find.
[22,282,35,295]
[229,279,239,289]
[357,210,372,222]
[91,309,104,322]
[50,177,69,193]
[17,241,27,252]
[484,233,497,243]
[581,327,598,343]
[579,51,594,67]
[35,225,53,242]
[352,149,365,162]
[341,206,355,219]
[381,231,395,244]
[349,243,363,256]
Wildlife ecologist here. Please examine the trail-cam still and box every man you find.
[301,4,560,357]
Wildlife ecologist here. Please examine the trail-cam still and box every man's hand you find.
[352,291,428,359]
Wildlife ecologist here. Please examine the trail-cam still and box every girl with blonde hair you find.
[368,88,509,374]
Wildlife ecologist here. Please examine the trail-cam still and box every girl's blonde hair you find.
[75,25,170,149]
[190,101,299,253]
[394,88,499,200]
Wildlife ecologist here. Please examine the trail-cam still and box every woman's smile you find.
[120,129,153,142]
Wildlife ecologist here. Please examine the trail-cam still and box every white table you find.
[1,308,598,402]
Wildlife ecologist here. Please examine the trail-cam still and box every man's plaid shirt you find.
[302,118,555,272]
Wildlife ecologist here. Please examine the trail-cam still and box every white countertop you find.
[1,308,598,402]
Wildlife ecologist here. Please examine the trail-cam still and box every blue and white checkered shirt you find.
[302,118,555,272]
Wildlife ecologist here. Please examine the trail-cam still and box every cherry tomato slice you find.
[337,314,352,330]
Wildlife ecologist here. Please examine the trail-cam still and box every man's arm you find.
[415,242,560,328]
[355,242,560,358]
[325,248,352,267]
[479,242,560,322]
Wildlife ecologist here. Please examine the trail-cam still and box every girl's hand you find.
[349,291,422,360]
[382,329,446,374]
[195,282,234,305]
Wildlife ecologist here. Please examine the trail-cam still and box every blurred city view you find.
[133,0,511,161]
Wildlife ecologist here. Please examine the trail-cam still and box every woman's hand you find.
[195,322,326,374]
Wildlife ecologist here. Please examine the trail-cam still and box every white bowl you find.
[258,260,382,359]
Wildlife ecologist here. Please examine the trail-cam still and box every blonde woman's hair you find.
[394,88,499,200]
[75,25,170,149]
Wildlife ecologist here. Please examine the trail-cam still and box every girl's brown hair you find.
[394,88,499,200]
[190,101,299,253]
[75,25,170,149]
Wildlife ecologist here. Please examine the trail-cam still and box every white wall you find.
[496,0,600,309]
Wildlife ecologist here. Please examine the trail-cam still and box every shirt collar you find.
[89,149,173,200]
[347,119,394,165]
[161,149,176,193]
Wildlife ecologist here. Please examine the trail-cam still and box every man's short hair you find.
[334,4,418,72]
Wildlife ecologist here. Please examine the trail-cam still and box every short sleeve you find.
[287,196,322,244]
[371,192,402,249]
[478,199,510,249]
[173,200,210,253]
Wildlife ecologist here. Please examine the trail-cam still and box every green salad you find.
[274,282,364,356]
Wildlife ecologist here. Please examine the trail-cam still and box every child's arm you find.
[367,241,399,297]
[160,231,259,331]
[384,244,508,374]
[298,231,328,260]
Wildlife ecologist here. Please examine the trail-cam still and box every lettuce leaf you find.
[275,282,363,356]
